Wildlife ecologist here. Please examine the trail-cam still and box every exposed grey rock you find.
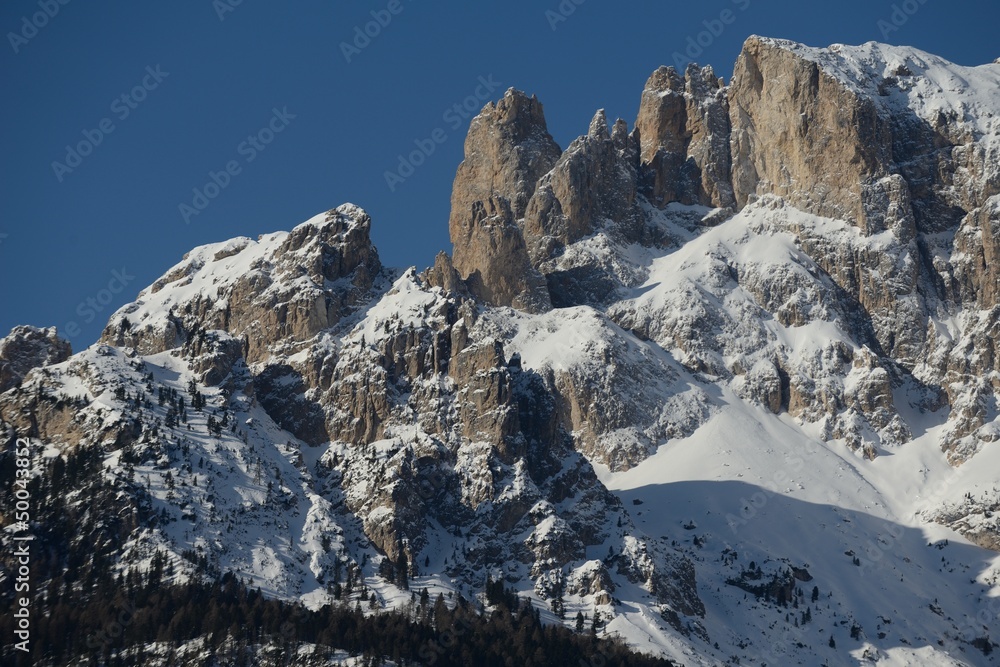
[450,195,551,313]
[636,64,735,209]
[448,88,561,310]
[729,36,893,228]
[0,325,71,393]
[102,204,382,364]
[524,110,643,262]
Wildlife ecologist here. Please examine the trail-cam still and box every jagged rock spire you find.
[447,88,560,312]
[635,63,734,209]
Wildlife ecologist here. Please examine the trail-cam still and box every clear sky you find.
[2,0,998,347]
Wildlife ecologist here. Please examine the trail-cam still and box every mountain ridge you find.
[3,35,1000,666]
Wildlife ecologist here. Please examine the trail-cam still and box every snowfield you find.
[7,37,1000,667]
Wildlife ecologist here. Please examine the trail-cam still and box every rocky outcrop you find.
[102,204,382,363]
[449,195,551,313]
[524,111,643,259]
[448,89,561,310]
[300,271,702,617]
[449,88,562,231]
[636,64,735,210]
[440,36,1000,471]
[729,36,893,229]
[518,111,650,308]
[422,251,469,297]
[953,198,1000,310]
[0,345,148,450]
[0,325,72,393]
[449,94,651,311]
[725,37,1000,462]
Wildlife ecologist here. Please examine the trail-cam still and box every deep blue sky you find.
[2,0,998,347]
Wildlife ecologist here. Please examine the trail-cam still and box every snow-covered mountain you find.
[4,36,1000,666]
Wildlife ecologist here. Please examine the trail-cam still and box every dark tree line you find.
[0,437,675,666]
[1,571,678,666]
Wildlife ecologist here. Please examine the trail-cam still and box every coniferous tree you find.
[396,552,409,590]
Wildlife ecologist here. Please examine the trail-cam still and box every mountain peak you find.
[5,36,1000,667]
[447,85,561,311]
[102,203,382,361]
[587,109,610,140]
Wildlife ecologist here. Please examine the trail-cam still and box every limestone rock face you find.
[92,203,386,450]
[449,94,649,311]
[0,326,72,393]
[725,37,1000,462]
[636,64,735,209]
[524,110,643,260]
[101,204,382,363]
[448,88,561,310]
[729,36,893,228]
[519,111,649,308]
[437,49,941,458]
[449,195,551,313]
[954,199,1000,310]
[449,88,562,230]
[422,251,468,297]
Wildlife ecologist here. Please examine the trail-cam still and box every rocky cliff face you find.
[729,36,894,227]
[446,35,1000,460]
[0,325,71,393]
[6,208,705,639]
[523,110,643,259]
[100,204,382,365]
[636,63,735,210]
[5,36,1000,667]
[448,89,560,312]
